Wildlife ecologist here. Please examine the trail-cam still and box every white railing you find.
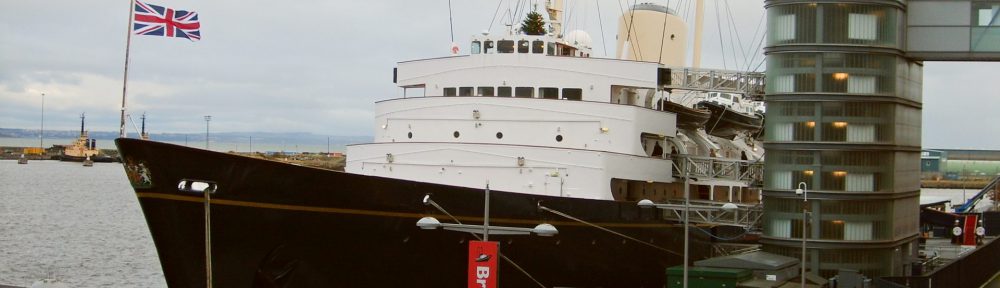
[662,67,766,100]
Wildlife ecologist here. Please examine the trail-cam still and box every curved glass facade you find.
[768,3,903,48]
[764,1,920,278]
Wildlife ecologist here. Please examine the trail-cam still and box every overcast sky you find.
[1,0,998,149]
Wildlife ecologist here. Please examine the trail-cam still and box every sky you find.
[0,0,998,149]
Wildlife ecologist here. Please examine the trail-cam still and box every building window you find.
[478,87,495,96]
[773,14,796,41]
[515,87,534,98]
[444,87,456,96]
[561,88,583,100]
[484,41,495,54]
[498,40,515,53]
[977,5,999,26]
[471,41,482,54]
[518,40,529,53]
[539,87,559,99]
[532,40,544,54]
[459,87,474,96]
[848,13,878,40]
[498,86,512,97]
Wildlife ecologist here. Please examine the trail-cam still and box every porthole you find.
[453,131,460,138]
[496,132,503,139]
[556,135,563,142]
[407,132,412,139]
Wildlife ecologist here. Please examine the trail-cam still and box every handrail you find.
[661,67,766,100]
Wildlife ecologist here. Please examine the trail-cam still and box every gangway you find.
[659,67,766,100]
[669,154,764,188]
[955,175,1000,213]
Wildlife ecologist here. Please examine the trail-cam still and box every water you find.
[0,160,165,287]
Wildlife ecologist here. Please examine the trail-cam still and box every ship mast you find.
[80,113,86,136]
[141,113,150,140]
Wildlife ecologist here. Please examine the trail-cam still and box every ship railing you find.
[660,67,766,101]
[651,199,763,230]
[669,155,764,187]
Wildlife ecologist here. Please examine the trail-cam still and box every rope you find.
[425,196,548,288]
[595,0,609,57]
[488,0,504,32]
[537,204,682,257]
[713,1,727,69]
[657,0,672,64]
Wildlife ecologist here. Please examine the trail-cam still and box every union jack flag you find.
[133,0,200,41]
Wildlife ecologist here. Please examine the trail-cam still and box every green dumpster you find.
[666,265,751,288]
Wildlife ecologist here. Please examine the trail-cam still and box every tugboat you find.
[58,113,114,163]
[116,3,763,287]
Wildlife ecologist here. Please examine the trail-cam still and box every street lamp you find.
[204,115,212,150]
[39,92,45,150]
[416,216,558,236]
[638,198,739,288]
[796,182,808,288]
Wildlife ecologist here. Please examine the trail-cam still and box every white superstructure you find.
[347,4,763,203]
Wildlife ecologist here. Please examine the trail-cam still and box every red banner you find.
[468,241,498,288]
[963,214,978,246]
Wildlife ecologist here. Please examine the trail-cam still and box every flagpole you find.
[120,0,136,138]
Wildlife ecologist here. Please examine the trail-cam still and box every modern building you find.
[761,0,922,278]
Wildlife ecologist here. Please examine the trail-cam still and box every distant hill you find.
[0,128,371,146]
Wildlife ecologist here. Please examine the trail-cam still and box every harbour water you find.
[0,160,165,287]
[0,159,990,287]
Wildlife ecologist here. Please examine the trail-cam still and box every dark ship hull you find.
[116,138,712,287]
[697,101,764,139]
[661,101,711,130]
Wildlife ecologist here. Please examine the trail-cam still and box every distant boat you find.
[83,155,94,167]
[17,154,28,164]
[58,113,114,163]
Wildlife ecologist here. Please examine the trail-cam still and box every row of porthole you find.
[406,131,564,142]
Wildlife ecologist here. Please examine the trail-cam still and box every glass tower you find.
[762,0,921,278]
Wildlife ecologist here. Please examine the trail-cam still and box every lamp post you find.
[796,182,808,287]
[204,115,211,150]
[39,92,45,150]
[638,197,740,288]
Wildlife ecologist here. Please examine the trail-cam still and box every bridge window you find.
[478,87,494,96]
[444,87,456,96]
[498,40,515,53]
[471,41,481,54]
[532,40,544,54]
[459,87,474,96]
[484,41,495,54]
[547,42,555,55]
[518,40,529,53]
[561,88,582,100]
[539,87,559,99]
[498,86,512,97]
[515,87,534,98]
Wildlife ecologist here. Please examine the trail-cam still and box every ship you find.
[116,2,766,287]
[696,92,764,140]
[58,113,115,163]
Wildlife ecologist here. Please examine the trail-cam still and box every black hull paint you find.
[116,139,712,287]
[696,102,763,139]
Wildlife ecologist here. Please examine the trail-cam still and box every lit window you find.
[498,40,515,53]
[532,40,544,54]
[518,40,529,53]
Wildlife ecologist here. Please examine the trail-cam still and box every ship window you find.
[539,87,559,99]
[459,87,474,96]
[453,131,460,138]
[532,40,544,53]
[556,135,563,142]
[478,87,495,96]
[547,42,555,55]
[498,86,512,97]
[407,132,413,139]
[496,132,503,139]
[562,88,583,100]
[484,41,495,54]
[515,87,534,98]
[518,40,529,53]
[471,41,481,54]
[444,87,457,96]
[498,40,515,53]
